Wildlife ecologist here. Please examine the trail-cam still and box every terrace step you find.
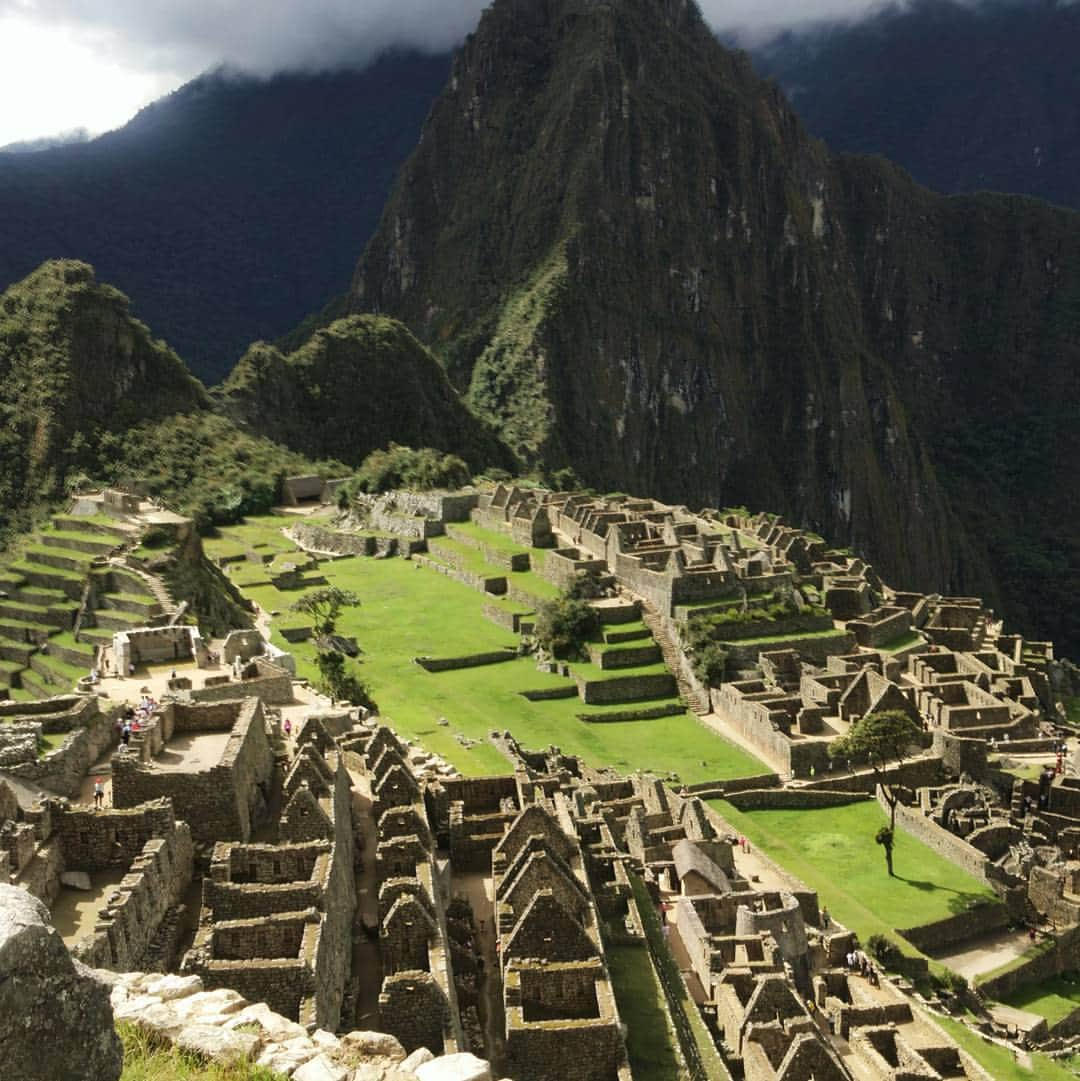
[21,545,98,574]
[11,585,69,606]
[18,669,53,700]
[91,607,148,631]
[40,531,119,556]
[51,514,135,541]
[30,651,86,690]
[100,592,161,618]
[0,618,52,644]
[603,626,654,645]
[47,633,97,667]
[0,600,58,625]
[9,561,85,599]
[0,634,36,666]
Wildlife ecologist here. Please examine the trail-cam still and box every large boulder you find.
[0,884,122,1081]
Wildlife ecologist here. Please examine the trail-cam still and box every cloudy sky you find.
[0,0,969,145]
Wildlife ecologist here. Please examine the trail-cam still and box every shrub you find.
[866,933,902,968]
[693,642,729,686]
[345,444,470,496]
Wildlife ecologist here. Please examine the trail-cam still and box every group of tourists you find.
[116,696,157,747]
[846,949,879,985]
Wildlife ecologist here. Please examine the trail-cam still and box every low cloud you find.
[0,0,1056,76]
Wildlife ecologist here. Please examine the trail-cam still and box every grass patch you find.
[607,946,687,1080]
[1001,973,1080,1027]
[448,520,530,555]
[118,1022,286,1081]
[219,518,766,782]
[932,1014,1080,1081]
[879,630,924,653]
[712,800,996,957]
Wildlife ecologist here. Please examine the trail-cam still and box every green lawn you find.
[712,800,996,950]
[1001,973,1080,1027]
[448,520,530,555]
[218,517,766,782]
[933,1015,1080,1081]
[879,631,924,653]
[607,946,687,1081]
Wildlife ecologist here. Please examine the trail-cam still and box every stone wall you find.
[112,698,275,844]
[2,700,119,797]
[191,660,293,706]
[575,672,676,705]
[979,926,1080,1001]
[898,903,1009,954]
[73,817,194,971]
[726,788,872,811]
[415,650,518,672]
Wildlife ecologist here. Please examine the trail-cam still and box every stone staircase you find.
[639,603,711,714]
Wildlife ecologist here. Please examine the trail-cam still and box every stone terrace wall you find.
[575,672,675,705]
[726,789,872,811]
[898,904,1009,954]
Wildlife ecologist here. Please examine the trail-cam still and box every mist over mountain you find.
[754,0,1080,209]
[0,51,451,382]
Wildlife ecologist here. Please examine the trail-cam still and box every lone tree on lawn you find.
[291,587,360,640]
[290,587,373,709]
[875,826,896,878]
[829,708,924,873]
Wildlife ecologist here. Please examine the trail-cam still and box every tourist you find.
[284,718,292,739]
[821,906,830,929]
[93,778,104,810]
[121,723,131,746]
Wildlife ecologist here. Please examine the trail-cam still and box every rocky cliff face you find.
[219,315,510,470]
[350,0,1080,651]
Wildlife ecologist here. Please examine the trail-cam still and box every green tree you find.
[533,596,600,660]
[315,650,375,710]
[830,708,924,837]
[875,825,896,877]
[291,587,360,639]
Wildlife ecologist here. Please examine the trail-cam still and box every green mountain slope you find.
[0,261,207,521]
[219,315,511,471]
[349,0,1080,652]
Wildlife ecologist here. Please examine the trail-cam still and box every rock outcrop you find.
[0,884,122,1081]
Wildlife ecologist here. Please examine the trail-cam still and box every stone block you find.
[402,1047,436,1072]
[416,1053,493,1081]
[145,973,203,1001]
[294,1053,351,1081]
[61,870,92,890]
[339,1030,408,1063]
[176,1023,262,1064]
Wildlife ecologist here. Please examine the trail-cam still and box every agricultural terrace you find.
[208,515,766,782]
[713,800,997,961]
